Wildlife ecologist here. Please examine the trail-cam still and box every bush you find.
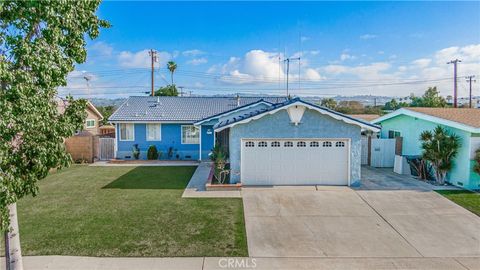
[132,144,140,160]
[147,145,159,160]
[474,148,480,175]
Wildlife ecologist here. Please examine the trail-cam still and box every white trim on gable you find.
[214,101,381,132]
[373,108,480,133]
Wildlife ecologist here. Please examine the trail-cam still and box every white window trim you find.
[146,123,162,141]
[119,123,135,141]
[86,119,96,129]
[181,125,200,144]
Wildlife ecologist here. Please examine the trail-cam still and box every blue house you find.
[109,96,379,186]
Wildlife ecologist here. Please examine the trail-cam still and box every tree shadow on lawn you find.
[102,166,197,190]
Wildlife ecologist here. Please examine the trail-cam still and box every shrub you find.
[474,148,480,175]
[147,145,159,160]
[132,144,140,160]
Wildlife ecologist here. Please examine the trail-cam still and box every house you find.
[58,100,104,135]
[109,96,380,186]
[373,107,480,190]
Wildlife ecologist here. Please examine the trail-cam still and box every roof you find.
[373,107,480,133]
[57,98,103,121]
[214,98,380,132]
[109,96,287,122]
[194,99,273,125]
[86,101,103,120]
[347,114,380,122]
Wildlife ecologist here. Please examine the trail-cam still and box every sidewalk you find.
[6,256,479,270]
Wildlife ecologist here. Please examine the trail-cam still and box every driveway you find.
[242,185,480,258]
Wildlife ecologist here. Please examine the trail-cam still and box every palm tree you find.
[420,126,461,184]
[167,61,177,85]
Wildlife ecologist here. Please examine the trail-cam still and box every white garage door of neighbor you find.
[241,139,350,186]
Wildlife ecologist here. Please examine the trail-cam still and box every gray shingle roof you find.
[108,96,288,122]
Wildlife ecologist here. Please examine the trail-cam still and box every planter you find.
[205,163,242,191]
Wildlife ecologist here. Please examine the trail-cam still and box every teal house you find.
[373,107,480,190]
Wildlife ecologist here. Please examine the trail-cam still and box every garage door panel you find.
[241,139,349,186]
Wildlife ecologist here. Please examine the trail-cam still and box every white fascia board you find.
[109,120,194,124]
[215,101,381,132]
[194,101,272,126]
[373,108,479,133]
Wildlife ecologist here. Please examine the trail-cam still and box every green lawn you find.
[14,165,247,257]
[436,190,480,216]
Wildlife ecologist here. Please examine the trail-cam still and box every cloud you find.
[187,57,208,65]
[118,49,171,68]
[340,53,356,61]
[300,36,310,42]
[309,50,320,56]
[303,68,324,81]
[89,42,113,57]
[360,34,377,40]
[411,58,431,68]
[182,49,205,57]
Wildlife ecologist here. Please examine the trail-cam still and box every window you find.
[388,130,401,139]
[297,141,306,147]
[258,141,268,147]
[146,123,161,141]
[310,141,319,147]
[271,141,280,147]
[322,141,332,147]
[335,141,345,147]
[181,125,199,144]
[284,141,293,147]
[119,123,134,141]
[86,119,95,128]
[245,141,255,147]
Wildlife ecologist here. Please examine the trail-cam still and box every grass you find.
[12,165,247,257]
[436,190,480,216]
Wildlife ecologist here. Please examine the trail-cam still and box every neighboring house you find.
[109,96,379,186]
[57,100,104,135]
[373,107,480,190]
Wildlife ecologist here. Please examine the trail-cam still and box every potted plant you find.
[132,144,140,160]
[147,145,159,160]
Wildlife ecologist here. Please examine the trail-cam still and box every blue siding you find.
[228,109,362,185]
[201,125,215,160]
[116,123,200,160]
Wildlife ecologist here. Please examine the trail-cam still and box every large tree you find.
[167,61,177,85]
[410,87,447,107]
[155,84,179,96]
[320,98,337,110]
[0,1,108,269]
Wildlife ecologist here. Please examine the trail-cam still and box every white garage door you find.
[241,139,350,186]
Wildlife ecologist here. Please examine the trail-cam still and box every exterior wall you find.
[378,115,474,189]
[84,107,102,135]
[201,125,215,160]
[228,109,362,185]
[116,123,201,160]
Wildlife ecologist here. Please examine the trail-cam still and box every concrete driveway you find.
[242,186,480,258]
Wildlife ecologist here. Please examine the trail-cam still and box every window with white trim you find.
[271,141,280,147]
[181,125,199,144]
[119,123,134,141]
[335,141,345,147]
[322,141,332,147]
[258,141,268,147]
[146,123,161,141]
[245,141,255,147]
[284,141,293,147]
[86,119,95,128]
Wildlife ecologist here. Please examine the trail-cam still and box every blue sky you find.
[62,1,480,98]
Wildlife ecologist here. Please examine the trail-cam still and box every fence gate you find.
[370,138,396,167]
[99,138,115,160]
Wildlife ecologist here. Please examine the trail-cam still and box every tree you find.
[97,105,115,125]
[410,87,447,107]
[0,2,108,269]
[420,126,461,185]
[336,100,364,114]
[155,85,179,96]
[383,98,409,111]
[474,148,480,175]
[167,61,177,85]
[320,98,337,110]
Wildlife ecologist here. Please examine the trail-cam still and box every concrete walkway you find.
[182,162,241,198]
[9,256,479,270]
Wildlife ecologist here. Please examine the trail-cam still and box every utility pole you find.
[447,59,461,108]
[466,75,476,108]
[149,49,158,96]
[283,57,300,98]
[178,86,185,97]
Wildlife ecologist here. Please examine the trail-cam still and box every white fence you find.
[361,137,396,167]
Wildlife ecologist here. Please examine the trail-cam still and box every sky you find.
[60,1,480,99]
